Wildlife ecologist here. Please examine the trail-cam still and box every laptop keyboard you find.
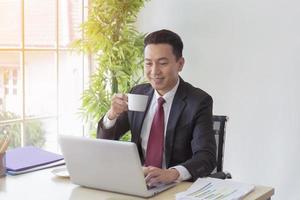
[147,182,167,190]
[147,185,156,190]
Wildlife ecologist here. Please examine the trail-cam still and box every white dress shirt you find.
[103,79,191,181]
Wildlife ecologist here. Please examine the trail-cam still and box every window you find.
[0,0,90,151]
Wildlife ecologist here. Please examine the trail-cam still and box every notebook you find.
[6,146,64,172]
[59,135,176,197]
[7,159,65,175]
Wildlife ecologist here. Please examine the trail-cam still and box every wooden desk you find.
[0,167,274,200]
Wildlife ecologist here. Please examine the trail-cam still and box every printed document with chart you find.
[176,177,254,200]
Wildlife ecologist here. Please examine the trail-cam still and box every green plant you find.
[73,0,148,137]
[0,111,45,148]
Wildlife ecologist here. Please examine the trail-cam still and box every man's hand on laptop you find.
[143,166,179,187]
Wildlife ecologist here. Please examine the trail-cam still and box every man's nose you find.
[151,63,160,75]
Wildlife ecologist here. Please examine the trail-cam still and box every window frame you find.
[0,0,89,149]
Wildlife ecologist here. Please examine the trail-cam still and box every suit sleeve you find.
[97,111,130,140]
[96,85,148,140]
[181,95,217,180]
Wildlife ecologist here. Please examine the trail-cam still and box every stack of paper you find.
[176,177,255,200]
[6,146,65,175]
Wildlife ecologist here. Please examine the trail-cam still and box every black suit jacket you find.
[97,78,216,180]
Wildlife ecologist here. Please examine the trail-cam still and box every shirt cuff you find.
[170,165,192,182]
[103,113,117,129]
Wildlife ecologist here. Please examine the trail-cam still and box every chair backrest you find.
[213,115,228,172]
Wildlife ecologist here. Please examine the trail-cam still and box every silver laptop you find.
[59,135,176,197]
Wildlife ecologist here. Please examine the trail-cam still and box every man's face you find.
[144,44,184,96]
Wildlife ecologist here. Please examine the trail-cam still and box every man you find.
[97,29,216,187]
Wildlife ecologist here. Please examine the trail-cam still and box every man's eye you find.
[145,63,152,66]
[160,63,167,65]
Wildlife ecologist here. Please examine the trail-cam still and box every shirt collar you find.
[153,78,180,103]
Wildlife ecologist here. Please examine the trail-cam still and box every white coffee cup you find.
[127,94,148,112]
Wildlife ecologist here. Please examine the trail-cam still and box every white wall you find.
[137,0,300,199]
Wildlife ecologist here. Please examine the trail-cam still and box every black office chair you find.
[209,115,232,179]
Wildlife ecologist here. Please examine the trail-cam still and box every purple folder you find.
[6,146,64,171]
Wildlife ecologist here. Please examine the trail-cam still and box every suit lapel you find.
[135,88,154,136]
[165,79,187,167]
[131,87,153,143]
[131,87,154,164]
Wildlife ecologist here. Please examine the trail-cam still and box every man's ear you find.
[178,57,185,72]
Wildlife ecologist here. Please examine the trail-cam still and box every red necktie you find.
[145,97,165,168]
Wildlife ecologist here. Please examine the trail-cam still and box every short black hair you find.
[144,29,183,60]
